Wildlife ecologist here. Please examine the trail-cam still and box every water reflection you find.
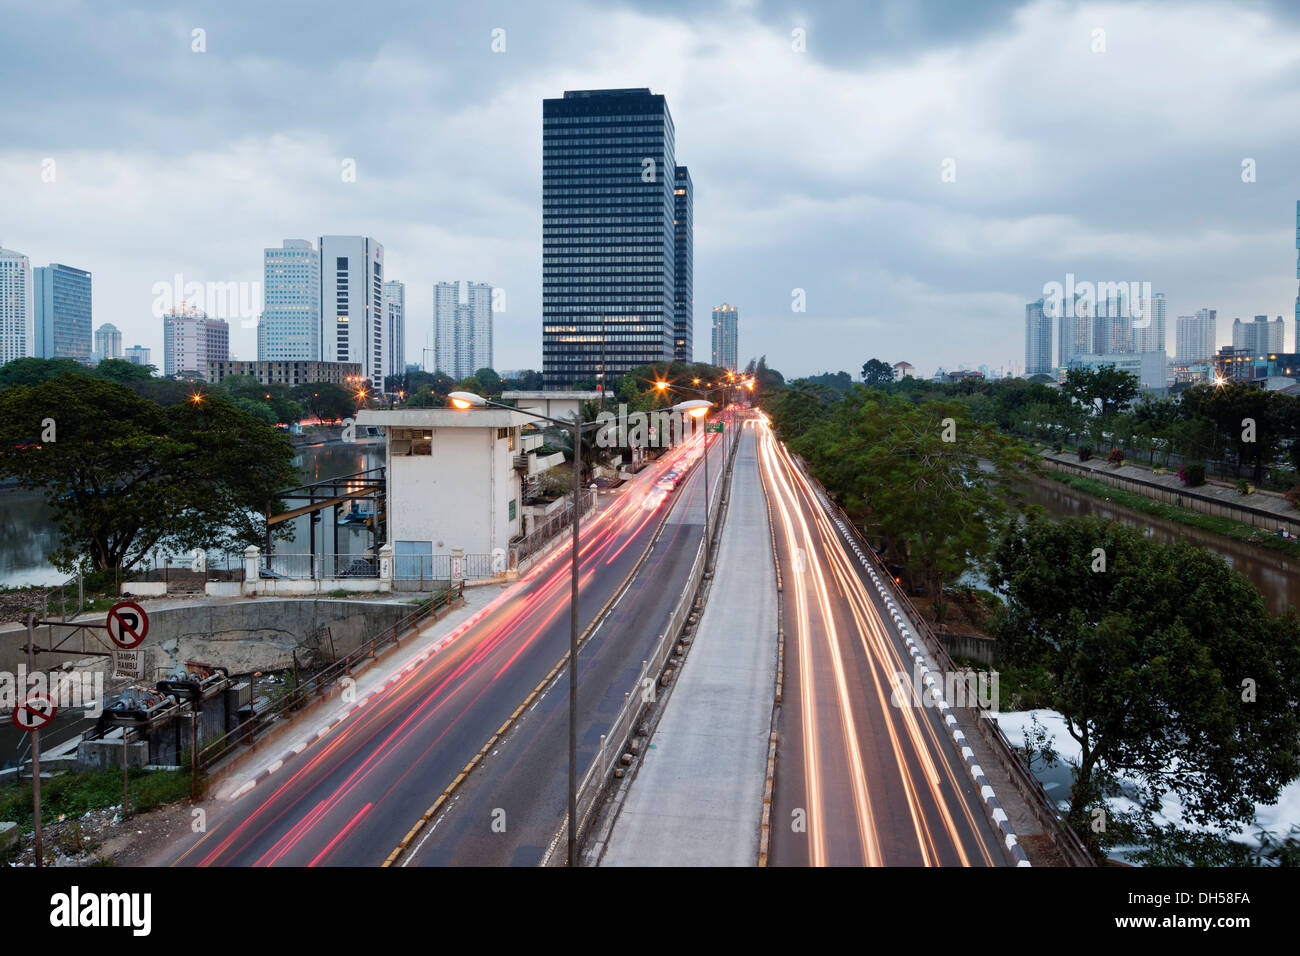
[0,440,385,587]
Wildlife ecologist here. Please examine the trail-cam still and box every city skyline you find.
[7,2,1300,378]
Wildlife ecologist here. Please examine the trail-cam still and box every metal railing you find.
[194,582,465,771]
[514,491,597,562]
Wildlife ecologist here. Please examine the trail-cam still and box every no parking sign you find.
[106,600,149,649]
[11,693,56,732]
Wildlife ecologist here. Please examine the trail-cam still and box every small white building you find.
[892,361,915,381]
[356,407,545,571]
[500,390,600,424]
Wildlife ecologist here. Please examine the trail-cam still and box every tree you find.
[860,358,895,388]
[94,358,154,383]
[1061,364,1139,419]
[990,516,1300,855]
[473,367,503,396]
[290,382,354,422]
[0,375,299,574]
[0,357,89,387]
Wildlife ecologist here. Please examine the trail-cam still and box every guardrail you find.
[808,475,1095,867]
[567,423,739,854]
[194,581,465,771]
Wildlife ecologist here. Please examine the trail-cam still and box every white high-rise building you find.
[258,239,321,362]
[383,279,405,386]
[1232,315,1285,354]
[319,236,385,392]
[95,323,124,361]
[0,245,34,364]
[1133,291,1166,354]
[432,280,493,379]
[1024,299,1053,376]
[163,305,228,377]
[124,345,151,367]
[711,303,739,371]
[1175,309,1217,365]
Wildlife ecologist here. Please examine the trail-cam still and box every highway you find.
[157,423,723,867]
[756,417,1007,867]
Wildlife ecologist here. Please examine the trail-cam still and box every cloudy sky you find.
[3,0,1300,379]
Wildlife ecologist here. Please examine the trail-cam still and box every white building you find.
[892,361,914,381]
[1069,351,1167,391]
[163,305,228,377]
[1132,291,1166,355]
[354,407,538,571]
[258,239,321,362]
[124,345,151,367]
[711,304,739,371]
[1175,309,1217,365]
[1232,315,1285,354]
[384,279,405,386]
[320,236,385,392]
[432,280,493,379]
[95,322,123,361]
[1024,299,1053,375]
[0,245,34,364]
[500,390,601,425]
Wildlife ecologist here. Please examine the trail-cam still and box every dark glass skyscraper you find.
[33,263,92,363]
[673,165,693,361]
[542,88,678,389]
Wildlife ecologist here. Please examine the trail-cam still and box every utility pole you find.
[27,612,42,868]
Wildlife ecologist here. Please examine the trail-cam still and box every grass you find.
[0,766,192,836]
[1047,471,1300,559]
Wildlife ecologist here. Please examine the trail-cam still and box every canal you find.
[0,439,385,588]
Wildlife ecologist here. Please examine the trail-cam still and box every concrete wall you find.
[0,599,413,677]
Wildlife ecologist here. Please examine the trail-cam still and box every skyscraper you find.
[95,323,123,362]
[711,304,738,371]
[542,88,678,389]
[33,263,92,363]
[673,165,693,362]
[258,239,321,362]
[1024,299,1053,376]
[124,345,151,368]
[1133,291,1166,355]
[319,236,385,392]
[1232,315,1285,353]
[0,245,34,364]
[163,305,228,377]
[384,280,405,386]
[1175,309,1217,364]
[1056,297,1090,368]
[433,281,493,379]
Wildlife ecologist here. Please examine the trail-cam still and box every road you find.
[158,424,723,867]
[756,416,1006,866]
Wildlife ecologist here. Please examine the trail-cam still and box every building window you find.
[391,427,432,455]
[508,499,517,521]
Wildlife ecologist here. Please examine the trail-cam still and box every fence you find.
[194,582,464,771]
[513,491,597,563]
[811,473,1095,867]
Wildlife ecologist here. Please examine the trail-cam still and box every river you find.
[0,440,385,587]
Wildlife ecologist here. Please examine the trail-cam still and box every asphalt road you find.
[757,417,1006,867]
[159,425,722,867]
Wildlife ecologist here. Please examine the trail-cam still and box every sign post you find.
[18,612,57,868]
[105,600,149,649]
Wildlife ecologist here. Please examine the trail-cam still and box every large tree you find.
[860,358,895,388]
[0,375,299,574]
[991,516,1300,854]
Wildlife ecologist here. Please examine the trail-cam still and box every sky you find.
[2,0,1300,380]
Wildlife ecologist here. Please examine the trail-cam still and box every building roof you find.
[500,391,600,401]
[356,408,534,429]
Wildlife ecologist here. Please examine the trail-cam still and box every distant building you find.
[1069,351,1167,391]
[892,361,914,381]
[1232,315,1285,354]
[1132,291,1166,355]
[711,304,738,371]
[123,345,151,367]
[33,263,92,363]
[384,280,405,384]
[945,369,985,382]
[673,165,693,362]
[1024,299,1054,376]
[0,245,34,364]
[205,360,363,387]
[1214,347,1300,385]
[258,239,321,362]
[163,305,228,378]
[95,323,123,362]
[1175,309,1217,365]
[433,281,493,380]
[1295,200,1299,352]
[320,236,385,392]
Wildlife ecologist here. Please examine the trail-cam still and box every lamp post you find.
[448,391,602,867]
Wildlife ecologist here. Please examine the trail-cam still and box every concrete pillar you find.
[451,548,465,584]
[379,544,393,593]
[243,546,260,596]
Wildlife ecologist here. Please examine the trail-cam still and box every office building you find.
[124,345,151,367]
[433,280,493,379]
[95,323,123,362]
[258,239,321,362]
[542,88,678,389]
[1069,351,1167,391]
[163,305,229,378]
[384,280,405,385]
[0,245,34,364]
[1132,291,1166,354]
[205,359,362,387]
[1232,315,1285,354]
[319,236,385,392]
[711,303,738,371]
[673,165,693,361]
[1024,298,1054,376]
[1175,309,1217,365]
[33,263,92,363]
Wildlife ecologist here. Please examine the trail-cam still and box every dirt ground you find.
[5,799,196,867]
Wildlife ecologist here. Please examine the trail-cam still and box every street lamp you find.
[672,399,716,551]
[447,390,603,867]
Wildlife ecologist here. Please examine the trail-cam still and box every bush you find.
[1077,446,1092,462]
[1051,442,1063,454]
[1107,448,1124,466]
[1179,462,1206,487]
[1235,478,1253,495]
